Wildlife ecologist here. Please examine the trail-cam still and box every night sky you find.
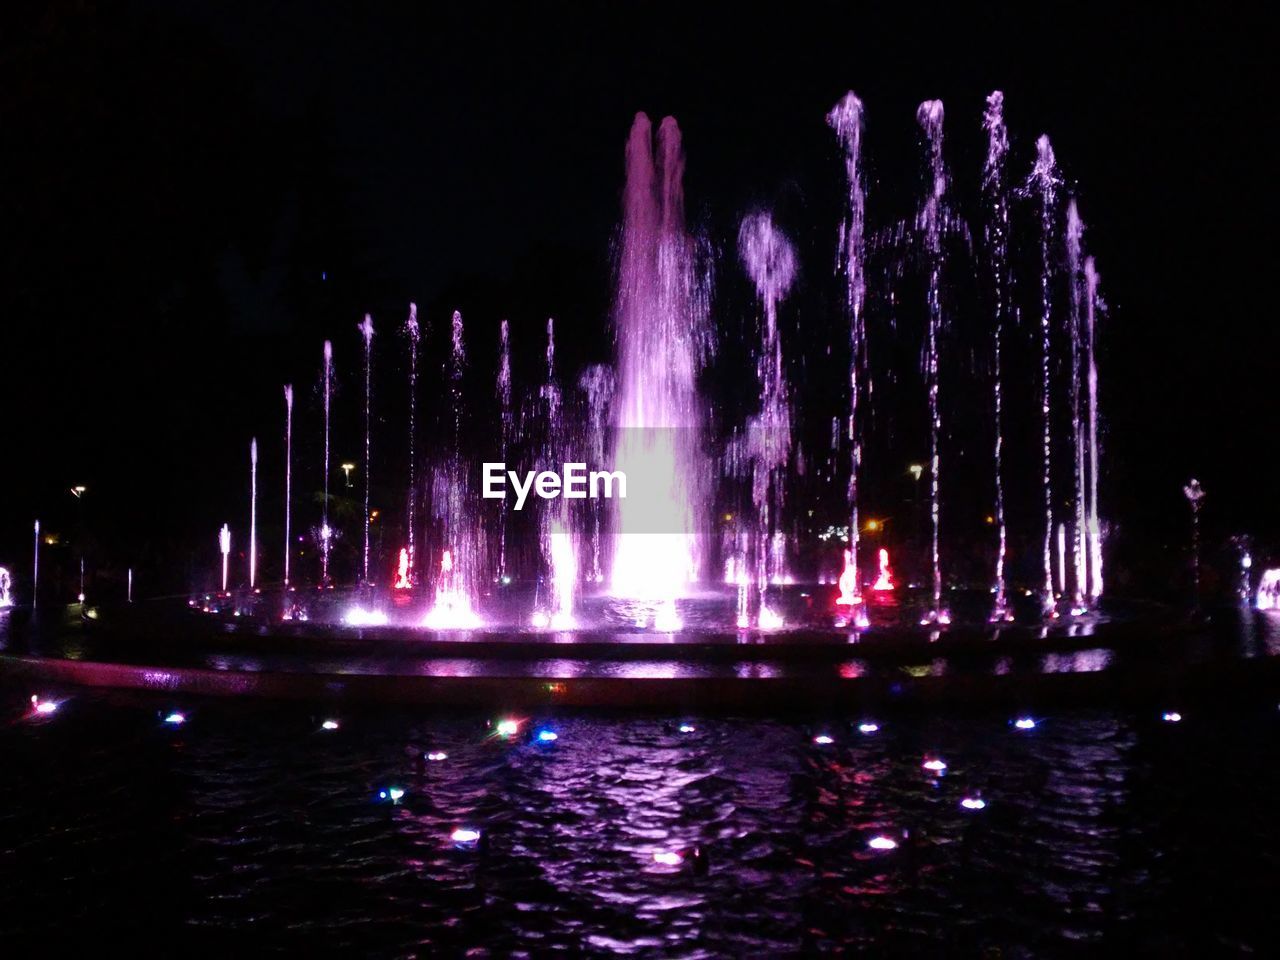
[0,2,1272,596]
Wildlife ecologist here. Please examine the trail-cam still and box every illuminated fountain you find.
[1066,201,1088,611]
[608,113,712,628]
[736,211,797,628]
[871,548,895,592]
[403,304,420,586]
[828,90,869,629]
[358,314,375,584]
[424,311,484,629]
[917,99,950,626]
[219,523,231,593]
[1256,569,1280,611]
[535,317,579,629]
[1026,135,1060,618]
[249,437,258,590]
[0,567,12,609]
[320,340,334,584]
[495,318,514,581]
[983,91,1014,622]
[283,384,293,588]
[1084,257,1104,601]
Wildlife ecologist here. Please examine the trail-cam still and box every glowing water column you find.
[1084,257,1104,601]
[358,314,375,584]
[320,340,333,584]
[283,384,293,587]
[0,567,12,609]
[983,91,1014,622]
[219,523,232,593]
[404,304,420,586]
[32,520,39,609]
[1027,136,1061,619]
[1184,479,1205,603]
[249,438,258,589]
[828,90,870,630]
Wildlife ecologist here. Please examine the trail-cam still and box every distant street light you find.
[341,462,356,488]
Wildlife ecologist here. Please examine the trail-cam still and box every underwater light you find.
[164,712,186,725]
[535,728,558,743]
[678,723,696,733]
[858,722,879,734]
[867,836,898,851]
[378,786,406,803]
[814,734,834,745]
[496,718,520,737]
[321,719,340,731]
[960,797,987,811]
[530,611,551,628]
[426,751,448,762]
[450,827,482,846]
[922,758,947,772]
[653,850,684,866]
[1162,711,1182,723]
[1014,717,1037,730]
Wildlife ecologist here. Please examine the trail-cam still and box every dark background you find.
[0,1,1272,600]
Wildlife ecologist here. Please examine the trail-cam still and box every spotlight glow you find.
[960,797,987,810]
[30,696,58,716]
[1162,711,1182,723]
[343,607,389,627]
[426,751,448,762]
[1014,717,1037,730]
[678,723,696,733]
[653,850,684,866]
[814,734,834,745]
[858,722,879,734]
[321,719,340,731]
[495,718,520,737]
[922,758,947,772]
[450,827,482,846]
[378,786,406,803]
[163,712,186,725]
[536,729,558,743]
[867,836,898,851]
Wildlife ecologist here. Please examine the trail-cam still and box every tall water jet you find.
[1027,135,1060,618]
[1084,256,1104,600]
[424,310,483,629]
[320,340,333,584]
[537,317,579,628]
[828,91,870,629]
[1066,200,1088,610]
[737,211,797,627]
[249,438,258,589]
[983,92,1014,622]
[608,113,712,624]
[579,364,614,583]
[32,519,39,609]
[0,567,11,609]
[1184,478,1205,603]
[404,304,420,586]
[495,318,513,580]
[219,523,231,592]
[283,385,293,588]
[916,99,949,625]
[358,314,375,584]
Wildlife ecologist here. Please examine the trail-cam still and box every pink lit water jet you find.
[608,114,712,614]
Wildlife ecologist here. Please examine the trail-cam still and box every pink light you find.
[652,850,683,866]
[393,548,412,590]
[835,549,861,606]
[30,695,59,716]
[922,758,947,773]
[871,548,895,591]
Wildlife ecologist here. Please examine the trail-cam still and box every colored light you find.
[653,851,683,866]
[451,827,482,845]
[961,797,987,810]
[378,786,406,803]
[496,719,520,737]
[536,729,558,742]
[343,607,389,627]
[858,722,879,734]
[30,696,58,716]
[1162,711,1182,723]
[164,712,186,725]
[867,836,898,851]
[679,723,696,733]
[1014,717,1037,730]
[922,758,947,772]
[426,751,448,761]
[321,719,340,731]
[814,734,834,745]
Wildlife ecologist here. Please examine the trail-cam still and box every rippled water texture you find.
[1,689,1275,956]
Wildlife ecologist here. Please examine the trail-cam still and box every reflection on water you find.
[0,691,1273,954]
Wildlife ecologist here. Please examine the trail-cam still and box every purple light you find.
[426,751,448,762]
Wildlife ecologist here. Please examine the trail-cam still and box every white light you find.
[530,611,551,629]
[858,722,879,734]
[867,836,898,851]
[922,758,947,772]
[1014,717,1037,730]
[31,696,59,716]
[960,797,987,810]
[343,607,389,627]
[164,712,186,725]
[652,850,683,866]
[321,719,340,731]
[1162,711,1182,723]
[378,786,406,803]
[426,751,448,761]
[496,719,519,737]
[536,729,558,742]
[451,827,482,845]
[678,723,696,734]
[814,734,834,745]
